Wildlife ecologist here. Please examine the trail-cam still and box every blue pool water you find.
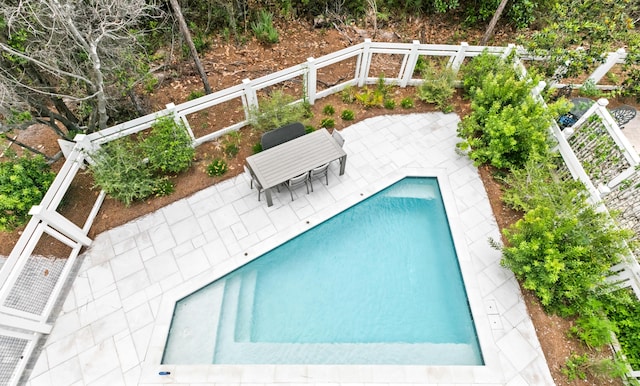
[162,177,483,365]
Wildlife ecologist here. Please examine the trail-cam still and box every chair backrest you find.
[310,162,329,177]
[288,172,308,186]
[261,122,306,150]
[331,130,345,147]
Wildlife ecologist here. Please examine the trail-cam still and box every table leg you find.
[265,188,273,206]
[339,155,347,175]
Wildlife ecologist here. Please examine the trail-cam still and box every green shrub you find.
[248,90,307,133]
[322,105,335,115]
[384,98,396,109]
[355,75,392,109]
[206,158,228,176]
[320,118,335,129]
[251,10,278,44]
[461,51,514,96]
[416,62,456,112]
[252,142,263,154]
[341,86,356,103]
[355,86,385,108]
[141,115,195,174]
[0,154,55,231]
[456,61,566,170]
[570,314,617,348]
[304,125,315,133]
[499,164,633,315]
[341,109,355,120]
[89,138,168,206]
[400,97,414,109]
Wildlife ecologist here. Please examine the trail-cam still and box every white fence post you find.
[400,40,421,87]
[357,39,372,87]
[306,57,317,105]
[449,42,469,74]
[588,48,626,84]
[242,78,258,119]
[166,102,195,141]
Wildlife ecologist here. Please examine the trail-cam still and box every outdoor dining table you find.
[245,128,347,206]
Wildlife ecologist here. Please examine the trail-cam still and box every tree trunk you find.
[168,0,212,94]
[480,0,509,46]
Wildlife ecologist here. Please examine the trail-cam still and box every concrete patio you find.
[25,113,554,385]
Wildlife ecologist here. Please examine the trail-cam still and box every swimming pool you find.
[162,177,483,365]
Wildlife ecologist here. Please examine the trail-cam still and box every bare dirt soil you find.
[0,17,626,386]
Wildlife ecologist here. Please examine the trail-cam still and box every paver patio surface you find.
[26,113,554,385]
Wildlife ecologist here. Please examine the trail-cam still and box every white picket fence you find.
[0,39,636,385]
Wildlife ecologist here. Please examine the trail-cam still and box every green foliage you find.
[341,109,355,120]
[457,55,564,170]
[251,10,279,44]
[0,154,55,231]
[416,62,456,112]
[89,138,170,207]
[355,86,385,108]
[206,158,228,177]
[413,56,428,76]
[222,131,241,158]
[187,90,205,101]
[500,162,633,314]
[320,117,335,129]
[304,125,315,133]
[322,104,335,115]
[461,51,513,96]
[605,290,640,369]
[563,353,629,383]
[141,115,195,174]
[579,79,602,98]
[400,97,414,109]
[519,0,635,80]
[252,142,263,154]
[384,98,396,109]
[570,314,617,348]
[341,86,356,103]
[248,90,307,133]
[563,353,589,381]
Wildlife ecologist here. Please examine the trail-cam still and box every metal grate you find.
[0,334,28,385]
[4,256,67,316]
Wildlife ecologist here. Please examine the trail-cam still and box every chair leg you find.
[289,187,294,201]
[309,178,314,192]
[324,173,329,186]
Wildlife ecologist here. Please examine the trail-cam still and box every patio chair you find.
[610,105,637,128]
[243,165,265,201]
[332,129,345,147]
[309,162,330,192]
[282,172,309,201]
[261,122,306,150]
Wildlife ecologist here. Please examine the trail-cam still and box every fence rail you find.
[1,38,638,385]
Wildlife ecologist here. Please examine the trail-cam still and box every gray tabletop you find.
[246,128,346,191]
